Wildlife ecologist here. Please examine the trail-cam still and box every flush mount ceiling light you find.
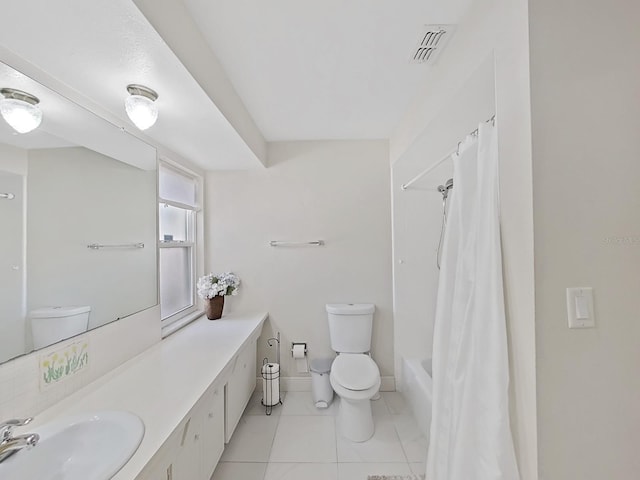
[125,84,158,131]
[0,88,43,134]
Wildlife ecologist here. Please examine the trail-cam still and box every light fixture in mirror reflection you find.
[0,61,158,365]
[0,88,43,134]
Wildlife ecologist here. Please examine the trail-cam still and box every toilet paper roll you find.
[262,363,280,407]
[292,344,308,373]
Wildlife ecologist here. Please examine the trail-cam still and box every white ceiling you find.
[182,0,472,141]
[0,63,156,170]
[0,0,262,170]
[0,0,472,169]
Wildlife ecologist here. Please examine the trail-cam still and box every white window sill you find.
[161,310,205,338]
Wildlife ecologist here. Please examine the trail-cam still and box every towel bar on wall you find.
[87,242,145,250]
[269,240,325,247]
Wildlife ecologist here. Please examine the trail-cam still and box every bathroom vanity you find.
[18,312,266,480]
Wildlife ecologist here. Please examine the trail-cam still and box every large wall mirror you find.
[0,62,158,364]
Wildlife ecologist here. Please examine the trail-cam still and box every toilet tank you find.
[30,306,91,350]
[326,303,375,353]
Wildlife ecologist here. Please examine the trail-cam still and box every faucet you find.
[0,418,40,463]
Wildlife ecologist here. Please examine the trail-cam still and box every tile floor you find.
[212,389,427,480]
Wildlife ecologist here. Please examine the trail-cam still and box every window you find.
[158,163,200,328]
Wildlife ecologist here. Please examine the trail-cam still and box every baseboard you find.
[380,376,396,392]
[255,375,395,392]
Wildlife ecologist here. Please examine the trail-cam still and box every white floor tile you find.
[264,462,338,480]
[337,415,407,463]
[269,415,337,463]
[211,462,267,480]
[370,394,390,416]
[410,460,427,476]
[392,414,428,463]
[220,414,279,462]
[245,389,286,416]
[382,392,410,415]
[280,391,338,416]
[338,462,413,480]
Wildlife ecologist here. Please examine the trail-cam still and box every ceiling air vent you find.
[411,25,455,64]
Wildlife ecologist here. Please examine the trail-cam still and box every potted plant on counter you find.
[197,272,240,320]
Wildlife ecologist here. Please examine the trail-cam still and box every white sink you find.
[0,410,144,480]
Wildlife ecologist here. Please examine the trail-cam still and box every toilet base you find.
[337,397,374,442]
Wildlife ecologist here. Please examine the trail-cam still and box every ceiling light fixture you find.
[0,88,43,134]
[125,84,158,131]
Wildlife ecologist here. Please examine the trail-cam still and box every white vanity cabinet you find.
[174,383,225,480]
[136,384,226,480]
[198,385,225,478]
[136,383,224,480]
[135,414,186,480]
[70,313,270,480]
[224,335,257,443]
[135,335,260,480]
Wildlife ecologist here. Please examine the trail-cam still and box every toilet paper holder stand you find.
[262,332,283,415]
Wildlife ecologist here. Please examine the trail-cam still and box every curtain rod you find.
[400,115,496,191]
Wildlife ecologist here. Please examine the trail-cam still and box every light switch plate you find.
[566,287,595,328]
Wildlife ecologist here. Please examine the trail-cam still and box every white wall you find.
[529,1,640,478]
[0,143,28,175]
[205,141,394,384]
[390,0,536,477]
[392,57,495,380]
[0,306,160,420]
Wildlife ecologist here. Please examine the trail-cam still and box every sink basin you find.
[0,410,144,480]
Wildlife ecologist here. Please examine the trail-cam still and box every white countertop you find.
[23,311,267,480]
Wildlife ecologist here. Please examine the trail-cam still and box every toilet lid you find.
[332,354,379,391]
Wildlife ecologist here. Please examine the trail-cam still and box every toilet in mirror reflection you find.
[30,306,91,350]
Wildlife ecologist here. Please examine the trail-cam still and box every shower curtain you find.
[426,123,520,480]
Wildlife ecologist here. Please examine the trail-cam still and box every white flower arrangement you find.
[197,272,240,300]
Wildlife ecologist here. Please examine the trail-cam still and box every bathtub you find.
[401,357,433,439]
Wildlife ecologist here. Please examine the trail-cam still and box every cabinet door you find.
[135,421,183,480]
[225,338,257,442]
[173,415,203,480]
[200,385,225,479]
[136,459,173,480]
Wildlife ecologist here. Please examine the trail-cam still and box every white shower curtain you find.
[426,123,520,480]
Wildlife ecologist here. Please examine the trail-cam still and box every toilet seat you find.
[331,354,380,391]
[331,376,381,402]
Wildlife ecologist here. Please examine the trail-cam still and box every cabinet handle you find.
[194,434,200,441]
[167,464,173,480]
[208,412,214,418]
[180,419,191,447]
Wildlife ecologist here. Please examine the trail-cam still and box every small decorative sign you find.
[39,337,89,389]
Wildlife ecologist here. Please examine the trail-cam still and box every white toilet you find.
[327,303,380,442]
[30,306,91,350]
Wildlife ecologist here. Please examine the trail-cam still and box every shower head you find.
[437,178,454,199]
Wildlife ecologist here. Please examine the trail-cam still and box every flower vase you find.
[205,296,225,320]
